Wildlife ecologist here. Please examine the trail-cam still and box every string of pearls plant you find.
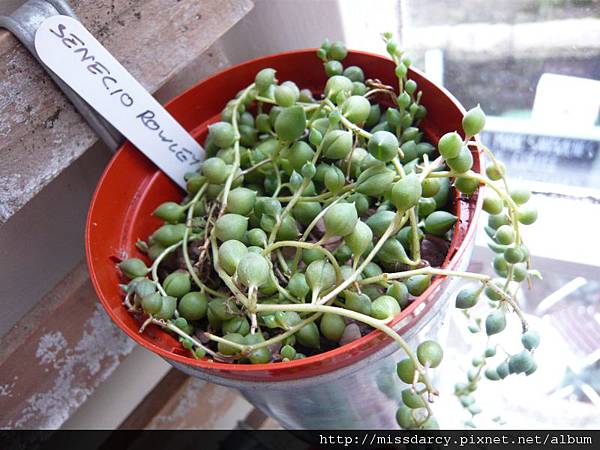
[118,33,540,429]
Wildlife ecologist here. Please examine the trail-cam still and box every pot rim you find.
[86,48,484,378]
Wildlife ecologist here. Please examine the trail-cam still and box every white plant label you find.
[34,15,203,188]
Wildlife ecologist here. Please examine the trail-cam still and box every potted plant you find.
[87,33,540,429]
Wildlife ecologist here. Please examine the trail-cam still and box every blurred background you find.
[0,0,599,430]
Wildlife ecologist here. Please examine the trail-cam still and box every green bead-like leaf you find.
[152,223,187,246]
[255,68,276,92]
[365,104,381,128]
[356,168,395,197]
[215,214,248,242]
[179,291,208,321]
[518,205,538,225]
[246,228,267,248]
[341,95,371,124]
[424,211,457,236]
[236,253,270,288]
[154,295,177,320]
[227,187,257,216]
[494,224,515,245]
[324,202,358,237]
[504,246,524,264]
[322,130,353,160]
[483,193,503,215]
[163,271,191,298]
[438,132,462,159]
[391,173,422,210]
[396,358,417,384]
[406,274,431,296]
[386,281,408,308]
[432,177,450,209]
[287,273,310,300]
[366,210,396,237]
[396,405,416,429]
[485,310,507,336]
[276,215,300,241]
[343,65,364,82]
[509,350,534,374]
[324,60,343,77]
[521,330,540,350]
[119,258,149,279]
[274,85,296,107]
[371,295,400,320]
[284,141,315,172]
[462,105,486,137]
[368,131,399,162]
[343,291,372,315]
[218,333,245,355]
[293,201,322,226]
[344,220,373,258]
[401,388,425,409]
[302,247,325,265]
[496,361,510,379]
[417,197,436,219]
[510,188,531,205]
[454,177,479,195]
[396,226,423,249]
[324,75,353,99]
[222,317,250,336]
[218,240,248,275]
[417,340,443,368]
[324,165,346,193]
[421,178,440,198]
[327,41,348,61]
[296,322,321,349]
[486,161,506,181]
[446,147,473,173]
[153,202,185,224]
[305,260,336,293]
[141,292,162,315]
[455,285,482,309]
[320,313,346,342]
[376,238,412,266]
[208,121,235,148]
[274,105,306,142]
[484,368,500,381]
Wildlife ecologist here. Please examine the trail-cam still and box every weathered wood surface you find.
[0,259,260,430]
[120,367,281,430]
[0,263,136,429]
[121,367,254,430]
[145,379,253,430]
[119,369,191,430]
[0,0,253,224]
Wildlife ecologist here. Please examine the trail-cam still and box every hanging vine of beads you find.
[118,33,540,429]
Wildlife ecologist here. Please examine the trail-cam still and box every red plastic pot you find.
[86,49,483,429]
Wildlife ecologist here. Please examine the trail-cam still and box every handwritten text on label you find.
[35,16,204,188]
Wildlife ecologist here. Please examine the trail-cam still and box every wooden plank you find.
[122,367,287,429]
[0,142,112,339]
[60,345,173,429]
[0,254,266,431]
[119,369,190,430]
[0,0,253,224]
[241,408,271,429]
[0,262,136,429]
[119,365,255,430]
[120,366,284,430]
[258,416,283,430]
[145,377,253,430]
